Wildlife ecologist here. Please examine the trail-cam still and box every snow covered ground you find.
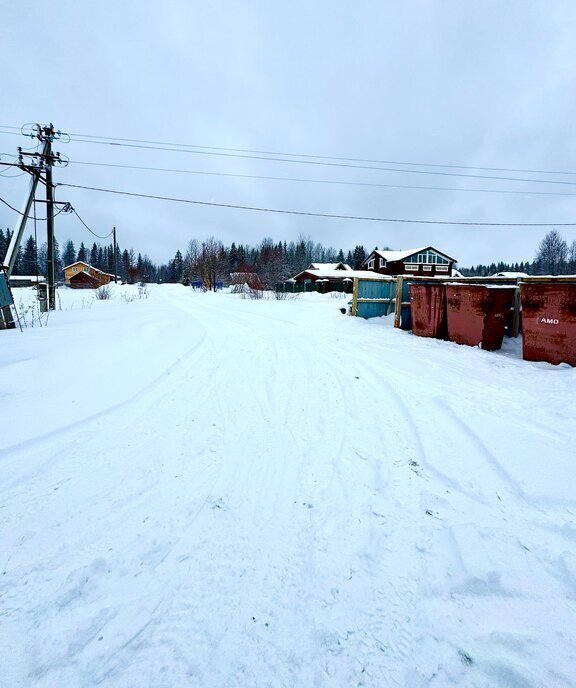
[1,284,575,687]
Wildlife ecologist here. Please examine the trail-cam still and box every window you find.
[72,267,77,273]
[423,265,432,271]
[436,265,449,272]
[368,259,375,270]
[379,258,385,268]
[404,264,419,271]
[405,250,449,265]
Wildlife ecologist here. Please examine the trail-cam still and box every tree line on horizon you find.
[2,228,575,287]
[461,230,576,277]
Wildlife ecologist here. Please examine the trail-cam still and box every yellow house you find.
[63,261,114,288]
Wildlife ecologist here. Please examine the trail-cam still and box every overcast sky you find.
[2,0,576,267]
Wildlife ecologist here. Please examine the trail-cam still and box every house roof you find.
[308,262,352,271]
[364,246,457,264]
[9,275,46,281]
[69,270,99,282]
[63,261,91,270]
[63,261,114,277]
[292,268,391,281]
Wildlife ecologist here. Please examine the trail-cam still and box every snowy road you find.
[1,286,576,687]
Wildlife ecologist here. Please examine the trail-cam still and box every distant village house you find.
[362,247,457,277]
[291,262,387,292]
[63,261,115,289]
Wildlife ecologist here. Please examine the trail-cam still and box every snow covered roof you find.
[364,247,457,264]
[63,261,91,270]
[63,261,113,277]
[292,267,391,281]
[493,271,529,278]
[307,262,352,271]
[9,275,46,281]
[373,248,427,262]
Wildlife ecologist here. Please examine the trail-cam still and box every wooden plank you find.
[356,298,393,303]
[394,276,403,328]
[351,277,359,317]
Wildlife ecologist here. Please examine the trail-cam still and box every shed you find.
[69,270,101,289]
[8,275,47,288]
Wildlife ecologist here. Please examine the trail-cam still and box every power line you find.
[0,194,70,221]
[2,124,576,178]
[0,195,23,214]
[7,155,576,198]
[46,128,576,177]
[56,138,576,187]
[66,158,576,197]
[58,182,576,226]
[71,208,114,240]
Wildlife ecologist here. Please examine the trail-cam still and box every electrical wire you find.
[2,123,576,177]
[56,138,576,187]
[71,208,114,240]
[0,196,23,214]
[0,194,71,221]
[0,166,26,178]
[66,158,576,197]
[59,182,576,226]
[57,129,576,177]
[0,155,27,177]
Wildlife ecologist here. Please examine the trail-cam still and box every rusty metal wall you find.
[446,286,515,351]
[409,283,447,339]
[521,283,576,366]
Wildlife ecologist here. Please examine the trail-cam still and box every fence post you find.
[352,278,359,316]
[394,276,403,328]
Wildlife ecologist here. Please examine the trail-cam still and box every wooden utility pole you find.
[45,125,56,309]
[394,276,404,328]
[113,227,118,283]
[1,164,45,328]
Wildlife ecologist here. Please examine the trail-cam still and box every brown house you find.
[63,261,114,289]
[293,262,352,284]
[291,262,386,291]
[362,247,457,277]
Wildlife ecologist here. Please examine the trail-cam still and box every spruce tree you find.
[89,242,98,267]
[0,228,7,264]
[173,250,184,282]
[62,240,76,267]
[21,235,37,275]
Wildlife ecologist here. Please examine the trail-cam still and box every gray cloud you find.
[2,0,576,266]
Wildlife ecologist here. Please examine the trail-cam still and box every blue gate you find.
[354,279,396,319]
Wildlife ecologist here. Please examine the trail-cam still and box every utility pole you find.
[45,125,56,309]
[14,124,66,310]
[113,227,118,283]
[1,123,71,331]
[1,162,45,329]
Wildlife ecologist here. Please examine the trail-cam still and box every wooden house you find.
[293,262,352,284]
[290,262,387,292]
[362,247,457,277]
[8,275,46,288]
[64,261,114,289]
